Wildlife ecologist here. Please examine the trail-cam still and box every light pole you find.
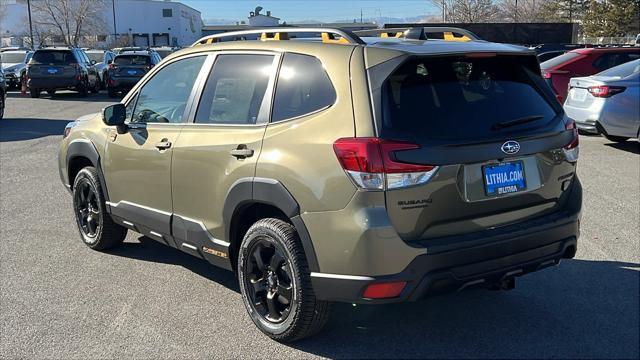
[112,0,117,45]
[515,0,518,23]
[27,0,34,49]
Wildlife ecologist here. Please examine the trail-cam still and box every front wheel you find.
[604,135,629,143]
[238,218,330,342]
[77,81,88,97]
[107,87,117,98]
[72,167,127,250]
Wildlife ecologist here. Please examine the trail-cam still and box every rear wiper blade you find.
[492,115,544,130]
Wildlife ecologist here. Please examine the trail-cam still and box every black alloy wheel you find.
[244,239,295,323]
[74,180,101,240]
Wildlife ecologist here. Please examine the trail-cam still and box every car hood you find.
[1,63,21,71]
[76,112,100,122]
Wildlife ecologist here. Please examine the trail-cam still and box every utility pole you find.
[360,9,363,23]
[442,0,446,22]
[112,0,118,45]
[27,0,34,49]
[515,0,518,22]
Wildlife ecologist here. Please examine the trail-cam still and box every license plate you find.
[571,88,587,102]
[483,161,527,196]
[47,68,58,74]
[127,70,137,75]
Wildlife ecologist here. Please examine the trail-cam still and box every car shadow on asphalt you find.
[5,90,115,102]
[0,118,68,142]
[108,236,240,293]
[289,259,639,359]
[604,141,640,155]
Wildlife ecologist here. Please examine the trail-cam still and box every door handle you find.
[230,145,254,159]
[155,139,172,150]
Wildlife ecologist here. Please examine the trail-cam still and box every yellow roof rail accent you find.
[261,32,289,41]
[380,31,403,39]
[321,32,350,44]
[192,28,365,47]
[443,32,472,42]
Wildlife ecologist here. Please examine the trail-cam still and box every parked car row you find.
[0,46,177,99]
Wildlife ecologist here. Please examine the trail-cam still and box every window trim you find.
[123,52,212,126]
[269,52,338,124]
[184,50,282,128]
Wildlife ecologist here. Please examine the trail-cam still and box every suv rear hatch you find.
[361,53,578,242]
[28,50,77,79]
[111,54,151,77]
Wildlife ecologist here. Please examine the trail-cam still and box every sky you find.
[180,0,440,24]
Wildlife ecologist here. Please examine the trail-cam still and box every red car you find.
[540,47,640,103]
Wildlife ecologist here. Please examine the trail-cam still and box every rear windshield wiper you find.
[492,115,544,130]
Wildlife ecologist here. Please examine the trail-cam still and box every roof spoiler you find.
[354,27,480,42]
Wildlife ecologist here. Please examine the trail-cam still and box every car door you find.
[171,52,279,263]
[103,54,208,240]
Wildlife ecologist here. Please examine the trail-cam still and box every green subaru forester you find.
[59,27,582,342]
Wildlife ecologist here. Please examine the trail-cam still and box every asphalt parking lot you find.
[1,90,638,359]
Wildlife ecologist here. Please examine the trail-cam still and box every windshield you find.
[379,55,559,142]
[114,55,151,65]
[540,52,582,69]
[31,50,75,65]
[597,59,640,78]
[86,52,104,63]
[2,53,27,63]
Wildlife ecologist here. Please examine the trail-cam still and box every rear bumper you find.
[108,77,141,89]
[311,178,582,304]
[28,77,80,89]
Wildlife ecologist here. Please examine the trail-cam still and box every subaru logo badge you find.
[501,141,520,155]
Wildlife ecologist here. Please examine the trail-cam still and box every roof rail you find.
[354,27,480,42]
[191,27,366,47]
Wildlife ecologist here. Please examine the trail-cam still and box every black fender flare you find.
[223,177,320,272]
[66,139,110,201]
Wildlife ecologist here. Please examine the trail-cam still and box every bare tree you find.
[430,0,501,23]
[31,0,107,46]
[498,0,552,22]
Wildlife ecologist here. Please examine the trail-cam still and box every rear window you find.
[86,52,104,63]
[597,59,640,78]
[114,55,151,65]
[31,50,75,65]
[379,56,559,141]
[1,53,27,63]
[540,52,582,69]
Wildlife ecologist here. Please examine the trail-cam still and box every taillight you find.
[541,70,552,79]
[333,137,438,190]
[587,85,625,98]
[108,63,115,70]
[563,118,579,162]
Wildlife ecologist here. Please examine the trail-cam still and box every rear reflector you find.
[333,138,438,190]
[363,281,407,299]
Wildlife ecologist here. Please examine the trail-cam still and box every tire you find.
[72,166,127,250]
[30,88,40,98]
[238,218,330,342]
[47,89,56,96]
[107,87,117,98]
[604,134,629,143]
[0,93,4,120]
[90,78,99,94]
[100,73,107,90]
[77,81,88,97]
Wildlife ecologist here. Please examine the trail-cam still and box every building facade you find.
[0,0,202,48]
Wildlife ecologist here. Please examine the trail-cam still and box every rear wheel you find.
[47,89,56,96]
[107,86,117,98]
[238,218,330,342]
[90,78,100,94]
[72,167,127,250]
[604,135,629,143]
[30,88,41,98]
[77,81,88,97]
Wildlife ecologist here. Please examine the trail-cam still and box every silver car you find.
[0,50,32,89]
[564,59,640,142]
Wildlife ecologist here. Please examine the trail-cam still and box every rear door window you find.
[271,53,336,122]
[378,55,559,142]
[31,50,75,65]
[195,54,275,125]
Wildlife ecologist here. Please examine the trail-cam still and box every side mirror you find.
[102,103,126,126]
